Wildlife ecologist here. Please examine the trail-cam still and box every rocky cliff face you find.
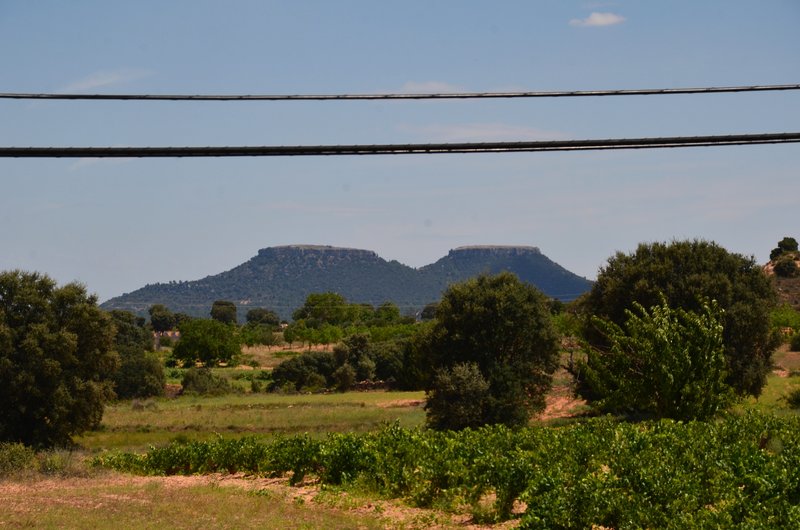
[102,244,592,319]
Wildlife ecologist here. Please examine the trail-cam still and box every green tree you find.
[245,307,280,327]
[173,319,240,367]
[210,300,237,325]
[292,292,350,327]
[107,310,164,399]
[577,240,778,398]
[148,304,175,333]
[578,297,733,420]
[0,271,118,447]
[239,322,278,347]
[421,273,560,429]
[769,236,799,261]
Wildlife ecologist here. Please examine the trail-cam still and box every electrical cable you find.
[1,84,798,101]
[2,132,799,158]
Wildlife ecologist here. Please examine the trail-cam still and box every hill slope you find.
[102,244,593,319]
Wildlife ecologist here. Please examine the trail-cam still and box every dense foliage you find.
[0,271,118,447]
[181,367,233,396]
[578,298,734,420]
[578,240,778,398]
[270,333,421,392]
[210,300,237,324]
[96,413,800,528]
[172,318,239,367]
[422,273,559,429]
[770,236,799,260]
[245,307,280,327]
[108,310,164,400]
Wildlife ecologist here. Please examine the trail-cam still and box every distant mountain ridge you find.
[101,245,593,319]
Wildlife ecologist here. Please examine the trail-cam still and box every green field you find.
[77,390,426,452]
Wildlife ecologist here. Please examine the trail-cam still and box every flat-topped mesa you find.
[258,245,379,259]
[450,245,541,256]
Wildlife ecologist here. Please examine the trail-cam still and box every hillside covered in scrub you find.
[101,245,593,319]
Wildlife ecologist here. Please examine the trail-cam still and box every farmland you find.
[3,349,800,528]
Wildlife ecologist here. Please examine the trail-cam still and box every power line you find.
[2,132,799,158]
[2,84,799,102]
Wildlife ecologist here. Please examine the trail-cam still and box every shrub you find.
[425,362,490,430]
[0,443,36,475]
[774,256,799,278]
[332,363,356,392]
[269,351,337,392]
[181,367,232,396]
[114,349,165,399]
[577,297,734,420]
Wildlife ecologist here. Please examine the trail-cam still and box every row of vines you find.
[95,412,800,529]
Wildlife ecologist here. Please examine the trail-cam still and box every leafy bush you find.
[114,349,165,399]
[0,443,36,475]
[577,297,734,420]
[269,351,336,392]
[181,367,232,396]
[425,362,490,430]
[774,256,799,278]
[332,363,356,392]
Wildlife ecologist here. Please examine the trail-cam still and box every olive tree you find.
[0,271,118,447]
[422,272,559,430]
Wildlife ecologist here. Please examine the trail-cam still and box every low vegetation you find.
[4,238,800,527]
[95,413,800,528]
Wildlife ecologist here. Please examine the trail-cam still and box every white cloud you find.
[400,81,465,93]
[401,123,567,142]
[59,68,153,92]
[569,12,626,27]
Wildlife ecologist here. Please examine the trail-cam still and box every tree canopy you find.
[245,307,280,327]
[108,310,164,400]
[148,304,175,332]
[210,300,237,324]
[577,240,778,398]
[172,318,240,367]
[0,271,118,447]
[421,272,560,429]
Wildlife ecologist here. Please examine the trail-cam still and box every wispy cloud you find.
[400,123,567,142]
[569,12,626,27]
[59,68,153,92]
[400,81,465,93]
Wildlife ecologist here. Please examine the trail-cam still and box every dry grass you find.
[0,473,389,529]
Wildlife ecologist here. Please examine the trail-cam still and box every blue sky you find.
[1,1,799,302]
